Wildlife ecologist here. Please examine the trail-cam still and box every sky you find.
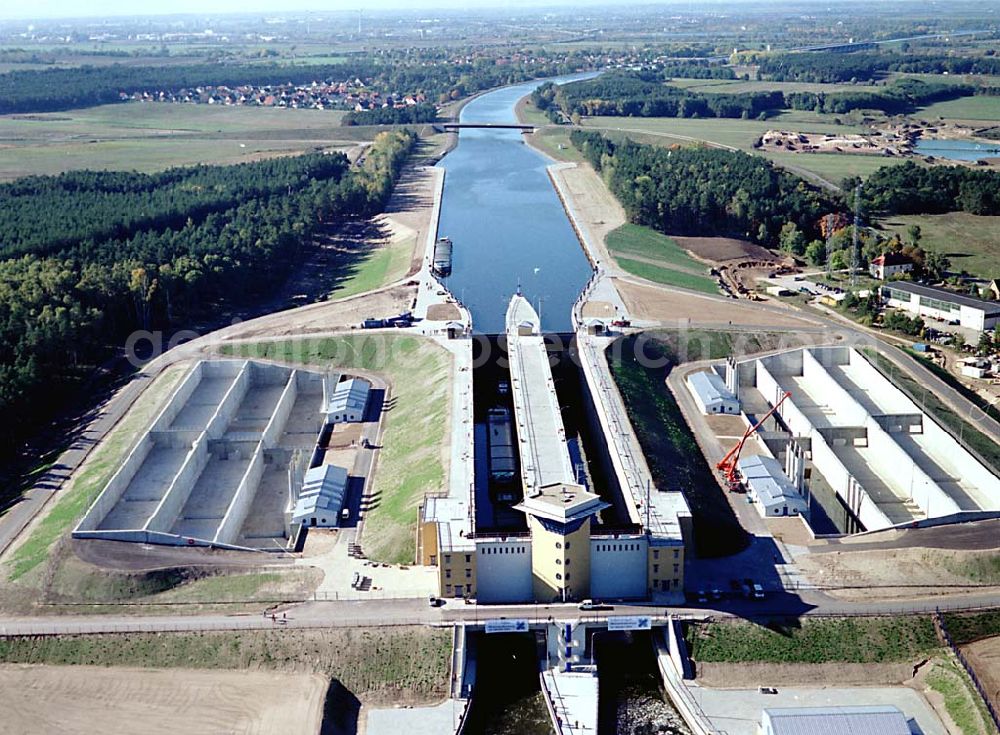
[3,0,686,22]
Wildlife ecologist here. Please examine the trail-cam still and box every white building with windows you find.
[686,370,740,415]
[291,464,348,527]
[325,377,371,423]
[737,454,809,518]
[882,281,1000,333]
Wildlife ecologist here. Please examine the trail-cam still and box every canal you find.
[435,77,596,334]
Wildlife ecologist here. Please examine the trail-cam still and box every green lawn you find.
[330,232,416,299]
[0,102,356,180]
[879,212,1000,280]
[919,95,1000,122]
[687,616,941,664]
[5,365,186,583]
[604,223,719,294]
[220,335,450,564]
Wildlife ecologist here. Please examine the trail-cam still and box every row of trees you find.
[546,73,972,121]
[0,130,416,454]
[852,161,1000,216]
[570,130,841,245]
[544,74,783,120]
[342,102,439,126]
[758,50,1000,83]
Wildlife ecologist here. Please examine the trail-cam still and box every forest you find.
[570,129,841,244]
[852,161,1000,216]
[758,50,1000,83]
[546,73,971,121]
[0,130,416,453]
[342,103,439,126]
[544,73,783,120]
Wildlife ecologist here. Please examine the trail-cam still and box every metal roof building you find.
[882,281,1000,332]
[737,454,809,518]
[686,369,739,415]
[291,464,348,527]
[325,377,371,423]
[762,705,911,735]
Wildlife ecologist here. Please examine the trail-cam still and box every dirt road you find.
[0,664,326,735]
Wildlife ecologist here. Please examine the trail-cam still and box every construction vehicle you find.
[716,391,792,491]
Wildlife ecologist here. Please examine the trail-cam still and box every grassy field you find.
[0,627,451,702]
[672,79,874,95]
[879,212,1000,280]
[221,335,450,564]
[605,224,718,294]
[5,365,187,583]
[330,231,416,299]
[687,617,941,664]
[944,612,1000,645]
[0,102,361,179]
[919,95,1000,122]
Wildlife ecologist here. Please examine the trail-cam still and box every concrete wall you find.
[75,434,155,532]
[204,362,251,440]
[475,539,532,603]
[150,361,205,432]
[590,535,647,599]
[801,349,868,426]
[262,371,297,448]
[214,446,266,545]
[144,439,210,533]
[922,418,1000,510]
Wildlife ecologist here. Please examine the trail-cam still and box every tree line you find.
[851,161,1000,216]
[543,73,972,121]
[342,103,439,126]
[0,130,416,453]
[0,55,590,115]
[569,129,841,245]
[758,50,1000,84]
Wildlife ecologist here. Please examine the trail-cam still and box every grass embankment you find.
[0,103,359,180]
[605,223,719,295]
[330,232,416,299]
[607,331,785,557]
[859,347,1000,475]
[919,95,1000,122]
[880,212,1000,280]
[686,617,941,664]
[0,627,451,702]
[221,335,450,564]
[926,660,994,735]
[5,365,186,583]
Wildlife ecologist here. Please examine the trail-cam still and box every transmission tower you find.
[824,213,834,276]
[851,183,862,287]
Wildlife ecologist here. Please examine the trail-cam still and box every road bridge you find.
[436,122,536,132]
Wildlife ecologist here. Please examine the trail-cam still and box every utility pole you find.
[824,213,834,276]
[851,183,862,287]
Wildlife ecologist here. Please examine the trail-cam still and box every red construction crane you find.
[716,391,792,491]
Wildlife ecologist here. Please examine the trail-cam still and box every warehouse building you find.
[325,376,371,423]
[291,464,348,527]
[686,369,740,415]
[737,454,809,518]
[762,705,910,735]
[882,281,1000,332]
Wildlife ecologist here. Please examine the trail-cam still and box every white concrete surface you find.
[542,669,599,735]
[366,699,462,735]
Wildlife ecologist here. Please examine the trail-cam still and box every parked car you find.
[428,595,444,608]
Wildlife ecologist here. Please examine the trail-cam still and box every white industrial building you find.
[882,281,1000,332]
[686,369,740,415]
[745,346,1000,532]
[325,377,371,423]
[762,706,910,735]
[737,454,809,518]
[291,464,348,527]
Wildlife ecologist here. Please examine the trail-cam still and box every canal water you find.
[914,137,1000,161]
[435,77,595,334]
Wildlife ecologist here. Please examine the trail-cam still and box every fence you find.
[934,610,1000,734]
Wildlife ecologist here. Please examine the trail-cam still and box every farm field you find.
[0,102,362,179]
[0,665,326,735]
[221,335,450,564]
[670,78,876,95]
[879,212,1000,280]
